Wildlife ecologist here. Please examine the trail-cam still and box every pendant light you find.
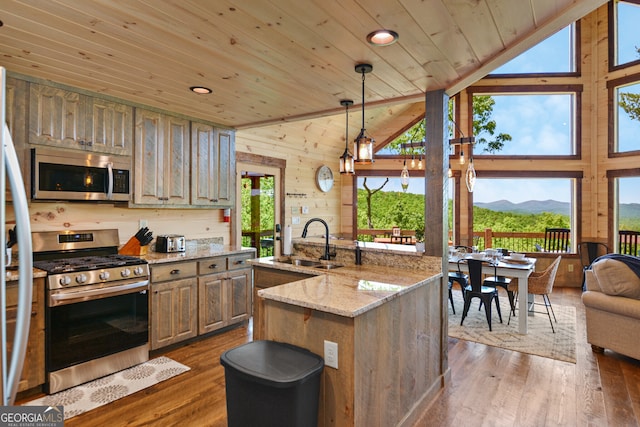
[401,157,410,192]
[339,100,355,174]
[465,156,476,192]
[354,63,374,164]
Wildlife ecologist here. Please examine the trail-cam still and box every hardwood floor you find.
[18,287,640,426]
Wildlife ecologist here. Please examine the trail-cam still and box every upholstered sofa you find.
[582,255,640,360]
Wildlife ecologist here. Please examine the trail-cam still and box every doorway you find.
[236,154,285,258]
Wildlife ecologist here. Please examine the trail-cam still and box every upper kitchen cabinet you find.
[191,122,236,208]
[133,108,190,206]
[29,83,133,156]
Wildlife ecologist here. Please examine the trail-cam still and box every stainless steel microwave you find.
[31,148,131,202]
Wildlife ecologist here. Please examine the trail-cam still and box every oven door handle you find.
[49,280,149,307]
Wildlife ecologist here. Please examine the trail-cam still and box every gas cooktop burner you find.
[34,254,147,274]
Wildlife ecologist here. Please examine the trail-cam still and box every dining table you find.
[448,255,537,334]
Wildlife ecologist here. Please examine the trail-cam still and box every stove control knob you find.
[76,274,88,284]
[99,271,110,281]
[133,266,145,276]
[59,276,71,286]
[121,268,131,278]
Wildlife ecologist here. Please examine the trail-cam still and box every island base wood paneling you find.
[262,275,444,427]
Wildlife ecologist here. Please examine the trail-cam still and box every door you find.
[236,159,283,258]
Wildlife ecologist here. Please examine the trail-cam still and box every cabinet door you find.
[151,278,197,350]
[85,97,133,155]
[29,83,87,149]
[134,108,166,204]
[164,115,190,205]
[214,128,235,207]
[191,121,215,206]
[134,109,190,206]
[227,268,251,324]
[198,274,225,334]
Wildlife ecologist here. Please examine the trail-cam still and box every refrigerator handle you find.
[2,123,33,405]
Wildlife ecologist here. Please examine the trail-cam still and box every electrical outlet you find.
[324,340,338,369]
[139,219,147,228]
[292,216,300,225]
[302,206,309,214]
[568,264,573,272]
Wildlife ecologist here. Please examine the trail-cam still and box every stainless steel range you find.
[32,229,150,394]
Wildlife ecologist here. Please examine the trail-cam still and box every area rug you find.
[23,356,190,420]
[448,290,577,363]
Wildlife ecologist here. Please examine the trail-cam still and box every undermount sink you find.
[275,258,343,269]
[314,263,343,270]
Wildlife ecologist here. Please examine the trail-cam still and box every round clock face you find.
[316,165,334,192]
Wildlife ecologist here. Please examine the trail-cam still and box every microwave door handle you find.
[106,161,113,200]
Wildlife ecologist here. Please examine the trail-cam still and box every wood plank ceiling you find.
[0,0,606,147]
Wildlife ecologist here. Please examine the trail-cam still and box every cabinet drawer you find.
[228,253,253,271]
[151,261,197,282]
[198,257,226,275]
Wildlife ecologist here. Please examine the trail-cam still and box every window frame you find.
[607,168,640,251]
[466,85,583,160]
[607,72,640,157]
[487,22,580,78]
[608,0,640,72]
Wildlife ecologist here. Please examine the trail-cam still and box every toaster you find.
[155,234,186,253]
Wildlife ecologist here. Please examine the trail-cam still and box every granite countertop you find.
[5,266,48,282]
[252,256,442,317]
[141,245,255,264]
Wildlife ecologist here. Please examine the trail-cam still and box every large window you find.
[491,25,576,74]
[470,90,577,156]
[472,177,574,252]
[612,79,640,153]
[611,0,640,68]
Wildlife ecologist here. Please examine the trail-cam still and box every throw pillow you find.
[591,258,640,299]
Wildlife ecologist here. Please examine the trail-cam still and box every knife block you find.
[119,236,148,256]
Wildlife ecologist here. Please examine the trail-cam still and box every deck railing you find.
[357,228,564,253]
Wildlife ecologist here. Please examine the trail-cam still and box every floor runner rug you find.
[23,356,190,420]
[448,290,577,363]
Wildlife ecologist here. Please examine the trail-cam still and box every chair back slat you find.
[619,230,640,256]
[544,228,570,252]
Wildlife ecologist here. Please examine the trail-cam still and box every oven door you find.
[46,279,149,374]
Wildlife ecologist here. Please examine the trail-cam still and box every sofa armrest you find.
[584,269,601,292]
[582,290,640,321]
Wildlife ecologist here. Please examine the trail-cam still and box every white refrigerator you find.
[1,66,33,405]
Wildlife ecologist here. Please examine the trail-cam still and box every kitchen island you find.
[252,255,444,427]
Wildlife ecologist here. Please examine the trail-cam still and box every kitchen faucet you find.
[301,218,333,260]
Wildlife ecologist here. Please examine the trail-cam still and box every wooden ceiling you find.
[1,0,605,138]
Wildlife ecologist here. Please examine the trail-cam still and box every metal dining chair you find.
[448,246,473,314]
[618,230,640,256]
[577,241,609,290]
[460,259,502,331]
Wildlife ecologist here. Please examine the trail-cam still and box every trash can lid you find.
[220,340,324,388]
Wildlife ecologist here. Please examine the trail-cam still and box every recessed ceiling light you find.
[366,29,399,46]
[190,86,212,94]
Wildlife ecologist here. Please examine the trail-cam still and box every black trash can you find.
[220,340,324,427]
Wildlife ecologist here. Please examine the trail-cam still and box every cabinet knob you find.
[170,269,181,275]
[78,140,85,145]
[208,264,218,269]
[86,140,93,146]
[234,260,245,265]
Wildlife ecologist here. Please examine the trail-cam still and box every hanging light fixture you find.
[354,63,374,164]
[417,154,423,170]
[401,157,410,192]
[339,100,355,174]
[465,156,476,192]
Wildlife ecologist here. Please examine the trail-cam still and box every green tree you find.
[620,92,640,122]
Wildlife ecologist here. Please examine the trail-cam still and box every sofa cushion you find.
[591,258,640,299]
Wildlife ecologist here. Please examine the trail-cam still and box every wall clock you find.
[315,165,334,192]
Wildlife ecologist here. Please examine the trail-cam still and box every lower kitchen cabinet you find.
[150,262,198,350]
[7,276,45,393]
[198,254,252,335]
[150,252,253,350]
